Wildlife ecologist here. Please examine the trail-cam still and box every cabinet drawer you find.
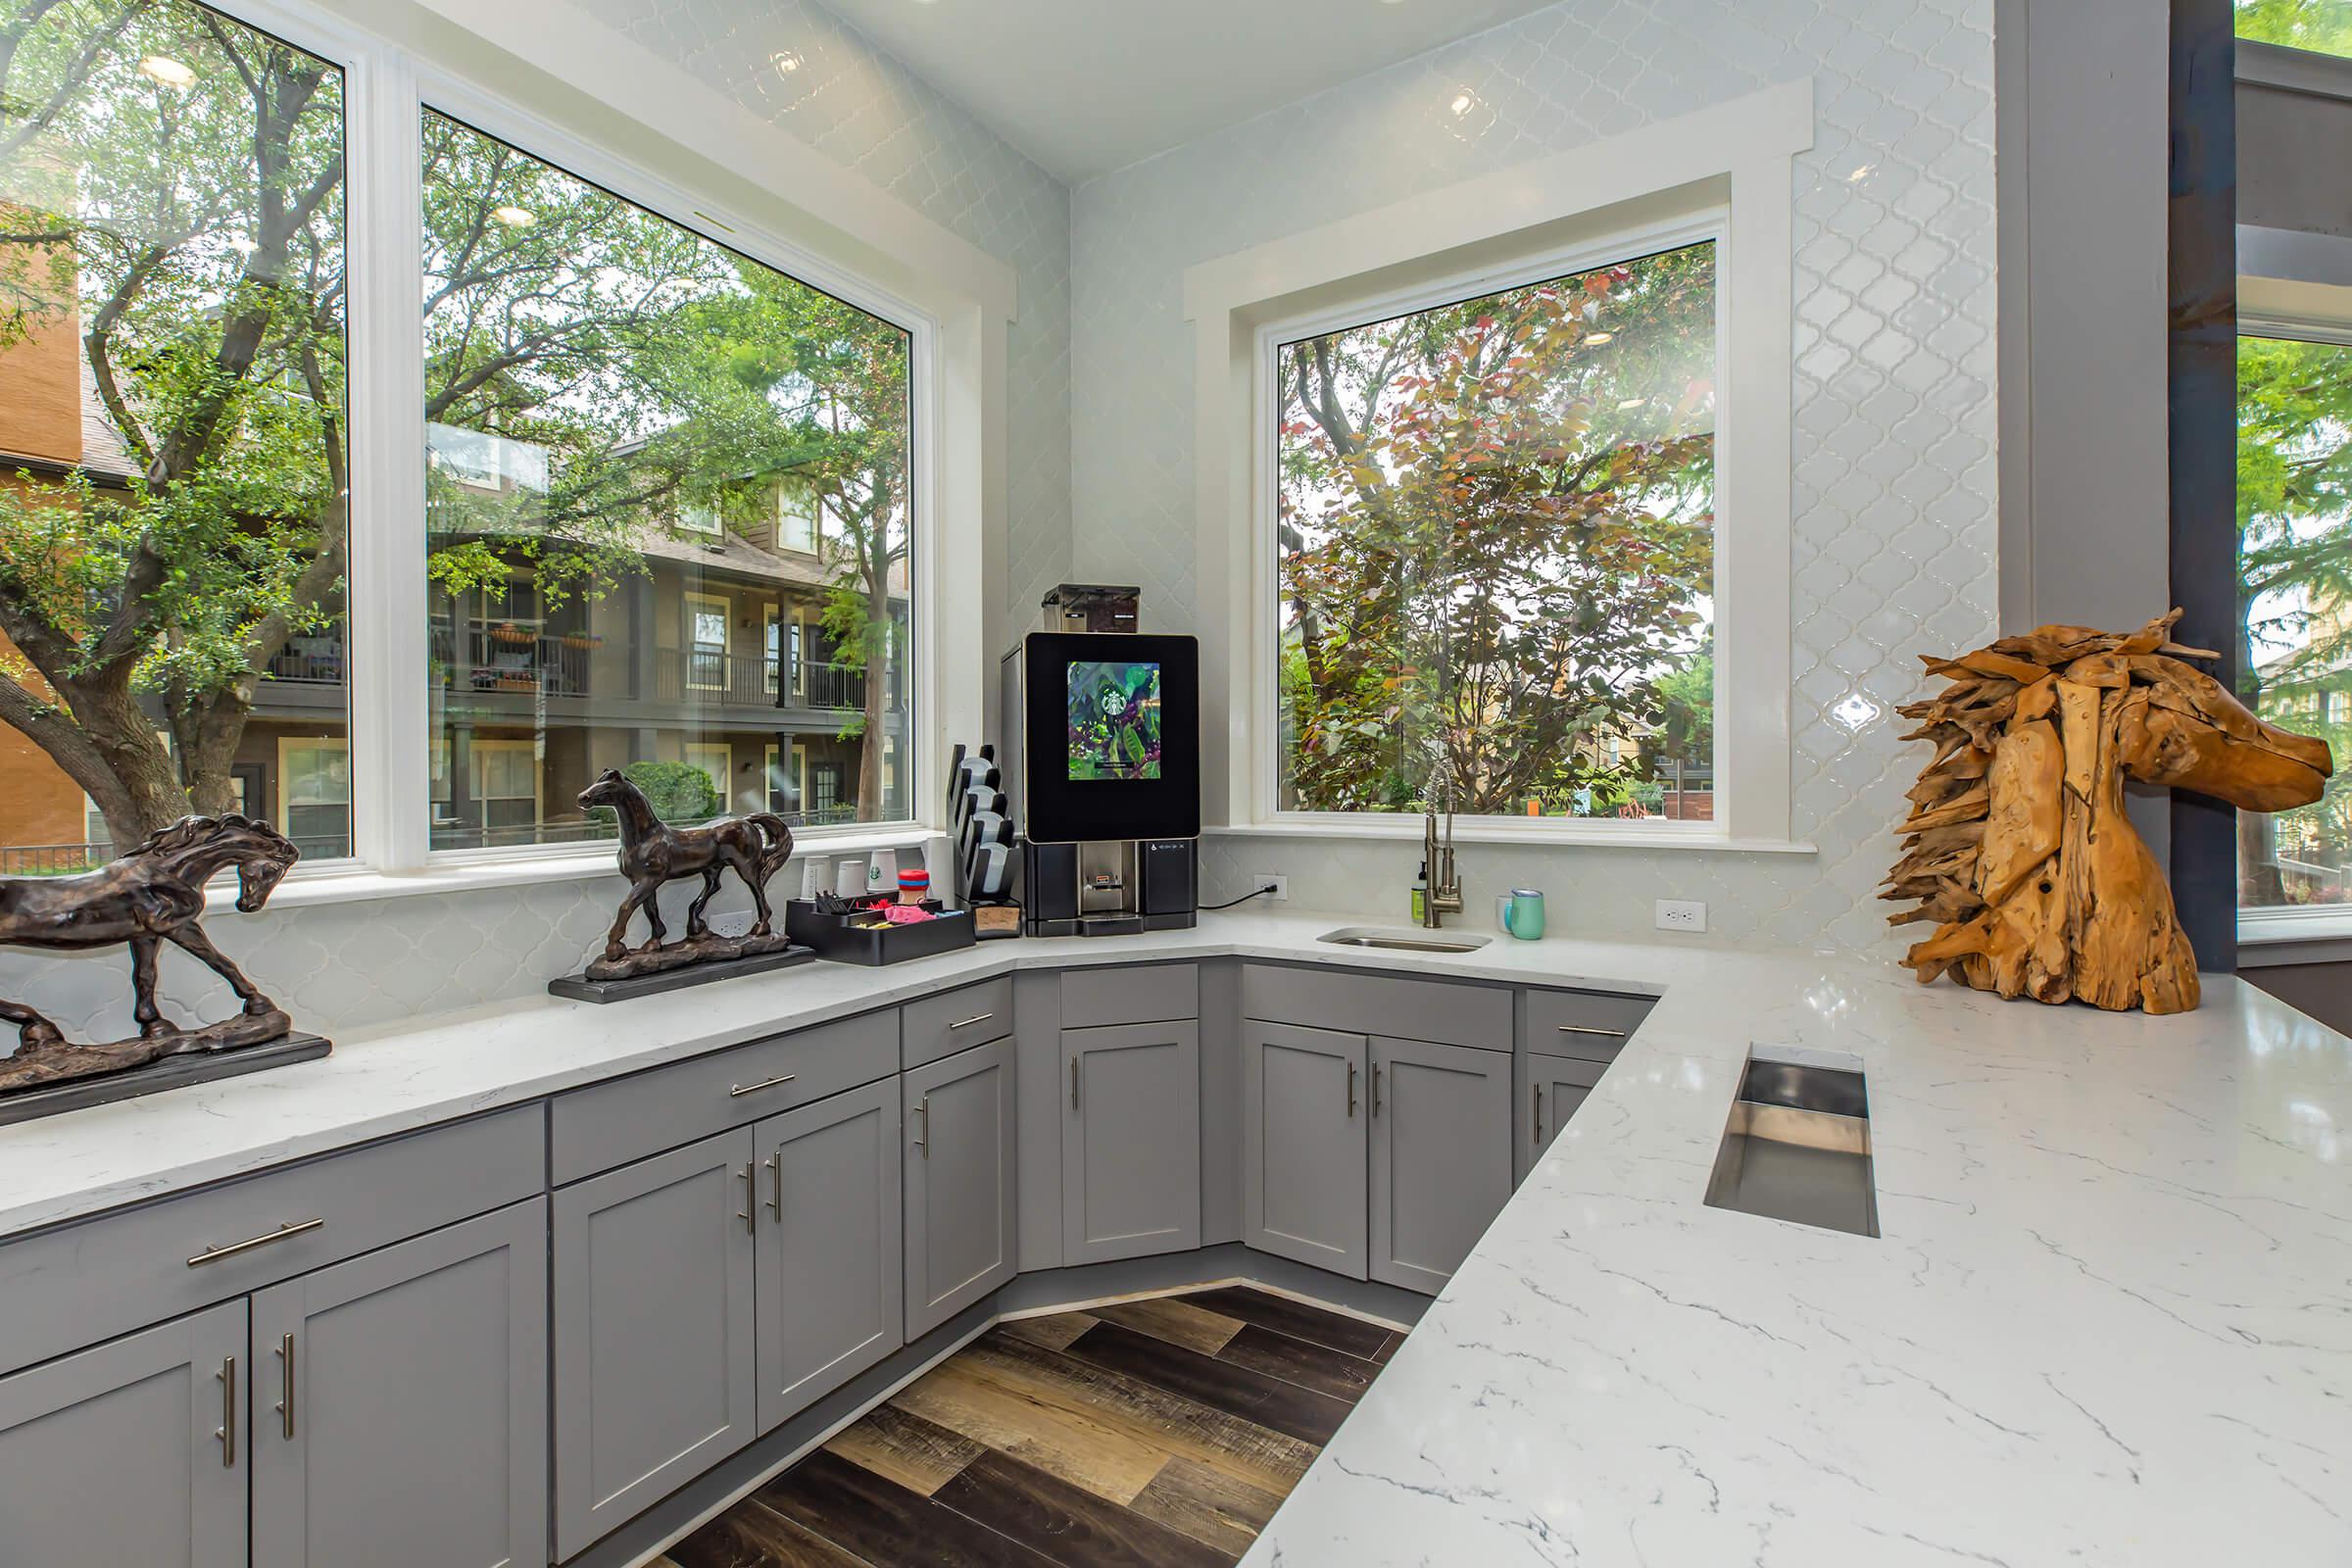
[1061,962,1199,1028]
[0,1106,542,1379]
[1520,988,1656,1061]
[1241,962,1509,1052]
[551,1009,897,1184]
[902,977,1014,1069]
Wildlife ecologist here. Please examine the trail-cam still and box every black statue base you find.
[549,938,815,1004]
[0,1029,331,1127]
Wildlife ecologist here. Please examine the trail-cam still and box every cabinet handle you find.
[217,1355,236,1468]
[1533,1084,1544,1142]
[951,1013,995,1031]
[1554,1024,1627,1039]
[1372,1062,1383,1117]
[914,1095,930,1158]
[1346,1061,1357,1118]
[187,1217,322,1267]
[738,1164,756,1235]
[765,1152,783,1222]
[274,1333,296,1441]
[1070,1054,1080,1110]
[729,1071,798,1098]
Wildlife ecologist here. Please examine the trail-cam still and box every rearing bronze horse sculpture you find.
[578,769,794,966]
[0,815,299,1088]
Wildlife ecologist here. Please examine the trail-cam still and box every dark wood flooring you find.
[659,1286,1402,1568]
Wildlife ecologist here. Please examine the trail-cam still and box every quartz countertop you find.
[0,910,2344,1563]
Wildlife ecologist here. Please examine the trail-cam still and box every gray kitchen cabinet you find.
[1241,1020,1368,1279]
[1516,1053,1610,1181]
[904,1035,1018,1338]
[250,1200,547,1568]
[553,1126,759,1559]
[1061,1019,1201,1265]
[754,1078,904,1431]
[0,1300,248,1567]
[1369,1037,1512,1295]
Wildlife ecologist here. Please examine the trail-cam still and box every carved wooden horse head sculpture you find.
[1884,611,2333,1014]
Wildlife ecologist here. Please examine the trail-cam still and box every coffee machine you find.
[1006,630,1200,938]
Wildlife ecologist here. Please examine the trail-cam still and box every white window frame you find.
[1185,80,1812,852]
[684,591,731,693]
[2236,306,2352,963]
[1253,214,1729,842]
[119,0,981,910]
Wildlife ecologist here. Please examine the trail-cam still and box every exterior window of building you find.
[685,742,732,808]
[1272,241,1717,825]
[0,0,351,874]
[471,742,542,843]
[421,111,915,852]
[281,740,353,860]
[2238,329,2352,912]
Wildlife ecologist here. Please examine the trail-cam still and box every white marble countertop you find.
[1,910,2345,1562]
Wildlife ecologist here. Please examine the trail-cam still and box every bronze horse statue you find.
[0,814,299,1065]
[579,770,794,965]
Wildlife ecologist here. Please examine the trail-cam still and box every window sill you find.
[218,823,936,913]
[2238,907,2352,968]
[1212,818,1817,856]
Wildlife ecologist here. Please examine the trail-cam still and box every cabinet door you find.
[1516,1054,1609,1182]
[754,1079,904,1432]
[1240,1021,1368,1279]
[552,1127,758,1559]
[904,1036,1017,1338]
[0,1301,247,1568]
[1369,1037,1512,1295]
[1062,1020,1201,1265]
[250,1200,546,1568]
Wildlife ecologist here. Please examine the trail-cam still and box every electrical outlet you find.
[1655,899,1707,934]
[1250,873,1290,903]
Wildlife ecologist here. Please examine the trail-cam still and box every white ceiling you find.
[813,0,1561,183]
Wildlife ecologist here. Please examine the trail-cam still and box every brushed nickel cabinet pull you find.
[1070,1055,1080,1110]
[951,1013,995,1031]
[217,1355,236,1468]
[1534,1085,1544,1142]
[1346,1061,1357,1118]
[1554,1024,1627,1039]
[187,1217,322,1267]
[274,1333,296,1441]
[765,1153,783,1222]
[737,1164,756,1235]
[914,1095,930,1158]
[730,1072,798,1098]
[1372,1062,1384,1117]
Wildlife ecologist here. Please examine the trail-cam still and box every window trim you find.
[1251,213,1730,840]
[1184,80,1811,850]
[684,590,731,693]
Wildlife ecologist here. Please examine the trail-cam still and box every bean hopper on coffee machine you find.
[998,586,1200,937]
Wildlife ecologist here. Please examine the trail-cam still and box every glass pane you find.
[420,111,914,851]
[2238,332,2352,909]
[2235,0,2352,59]
[0,0,349,876]
[1274,242,1717,822]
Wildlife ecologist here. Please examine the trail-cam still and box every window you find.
[0,0,351,874]
[471,741,543,844]
[2236,0,2352,59]
[1271,241,1718,826]
[2238,328,2352,913]
[419,110,917,852]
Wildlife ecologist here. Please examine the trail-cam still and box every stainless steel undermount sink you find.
[1703,1052,1880,1238]
[1316,926,1492,954]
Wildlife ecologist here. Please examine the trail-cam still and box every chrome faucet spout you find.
[1421,797,1463,929]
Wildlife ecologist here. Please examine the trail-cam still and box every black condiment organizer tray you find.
[784,897,976,964]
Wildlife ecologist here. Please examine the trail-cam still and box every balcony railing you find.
[437,624,596,698]
[655,650,871,711]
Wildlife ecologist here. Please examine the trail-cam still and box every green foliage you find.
[1274,243,1718,815]
[2234,0,2352,56]
[586,760,721,824]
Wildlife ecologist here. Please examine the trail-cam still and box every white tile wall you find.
[1072,0,1998,954]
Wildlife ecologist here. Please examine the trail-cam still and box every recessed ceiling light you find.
[138,55,195,89]
[771,50,803,75]
[1585,332,1613,345]
[490,205,537,228]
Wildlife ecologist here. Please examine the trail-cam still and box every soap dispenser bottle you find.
[1410,859,1428,924]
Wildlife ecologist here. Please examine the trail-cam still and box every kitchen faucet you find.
[1420,785,1462,929]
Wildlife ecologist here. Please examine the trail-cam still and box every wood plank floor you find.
[658,1287,1401,1568]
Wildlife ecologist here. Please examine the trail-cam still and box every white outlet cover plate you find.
[1251,873,1290,902]
[1655,899,1708,933]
